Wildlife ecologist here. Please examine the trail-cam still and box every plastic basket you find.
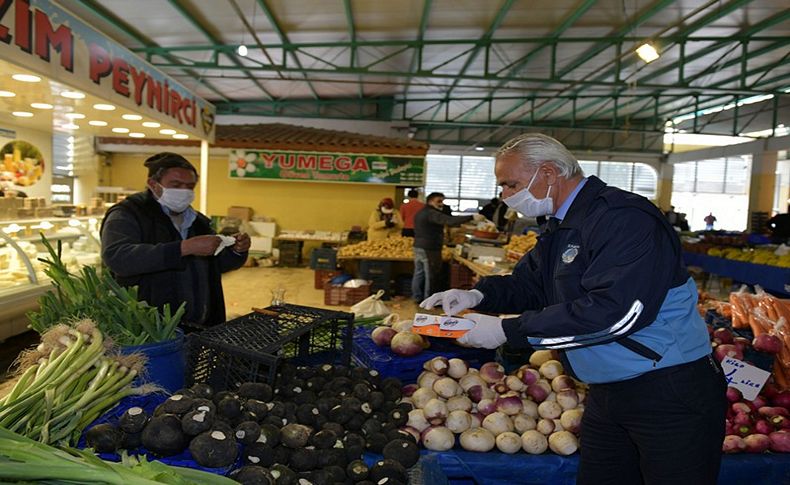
[310,247,338,270]
[351,327,496,383]
[314,268,343,289]
[186,304,354,391]
[324,282,371,306]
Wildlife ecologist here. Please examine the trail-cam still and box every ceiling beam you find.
[402,0,433,98]
[167,0,274,99]
[255,0,320,99]
[228,0,283,79]
[75,0,229,101]
[342,0,364,99]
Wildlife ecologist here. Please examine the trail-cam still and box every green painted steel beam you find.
[167,0,274,100]
[228,0,283,79]
[403,0,433,97]
[75,0,229,101]
[342,0,364,100]
[255,0,319,99]
[454,0,597,123]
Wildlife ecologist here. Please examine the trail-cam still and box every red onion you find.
[479,362,505,384]
[536,418,555,435]
[526,381,551,403]
[713,327,734,344]
[517,367,540,386]
[771,390,790,409]
[412,387,438,409]
[771,415,790,430]
[725,420,735,436]
[421,426,455,451]
[758,406,789,418]
[423,356,449,375]
[714,344,743,362]
[447,395,473,413]
[496,393,523,416]
[424,398,449,425]
[743,433,770,453]
[482,411,514,436]
[402,384,418,397]
[769,430,790,452]
[726,387,742,403]
[736,424,753,437]
[722,435,746,453]
[754,419,773,435]
[459,373,486,392]
[732,402,751,415]
[391,331,425,356]
[433,377,462,399]
[448,358,469,379]
[477,398,497,416]
[751,395,768,409]
[732,413,752,426]
[752,334,782,354]
[371,326,397,346]
[733,336,751,353]
[538,360,564,380]
[551,375,575,393]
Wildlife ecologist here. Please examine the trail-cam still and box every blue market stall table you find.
[683,252,790,296]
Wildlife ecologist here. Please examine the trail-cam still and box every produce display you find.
[0,320,153,446]
[28,236,185,346]
[401,354,585,456]
[723,384,790,453]
[338,237,453,261]
[503,233,538,256]
[83,363,420,484]
[371,319,430,357]
[705,246,790,267]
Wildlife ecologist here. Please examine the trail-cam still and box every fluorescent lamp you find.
[636,43,659,63]
[238,44,248,56]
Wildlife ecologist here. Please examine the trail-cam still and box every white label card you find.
[720,356,771,401]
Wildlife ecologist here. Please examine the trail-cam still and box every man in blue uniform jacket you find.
[421,133,726,485]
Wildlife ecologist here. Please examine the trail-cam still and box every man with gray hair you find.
[422,133,725,484]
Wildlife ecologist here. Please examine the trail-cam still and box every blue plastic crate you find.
[351,327,496,383]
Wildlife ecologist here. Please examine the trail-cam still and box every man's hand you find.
[473,213,487,222]
[181,235,221,257]
[385,221,395,228]
[233,233,251,253]
[457,313,507,349]
[420,289,484,316]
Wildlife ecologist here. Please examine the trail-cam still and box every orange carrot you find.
[748,314,765,337]
[773,360,790,391]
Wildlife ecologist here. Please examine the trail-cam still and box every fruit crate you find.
[449,262,477,290]
[324,282,371,306]
[360,259,394,297]
[186,304,354,391]
[314,268,343,289]
[351,327,496,383]
[310,247,338,270]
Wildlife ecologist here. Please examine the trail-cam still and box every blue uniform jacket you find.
[473,176,711,384]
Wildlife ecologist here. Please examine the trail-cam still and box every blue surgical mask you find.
[503,170,553,218]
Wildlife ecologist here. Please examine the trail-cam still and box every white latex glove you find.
[473,213,486,222]
[457,313,508,349]
[420,289,484,316]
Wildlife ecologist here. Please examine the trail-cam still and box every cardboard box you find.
[250,236,273,253]
[227,206,253,222]
[249,221,277,237]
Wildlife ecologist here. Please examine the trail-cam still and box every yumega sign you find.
[0,0,216,141]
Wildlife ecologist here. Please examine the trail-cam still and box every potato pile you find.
[504,233,538,255]
[338,237,415,259]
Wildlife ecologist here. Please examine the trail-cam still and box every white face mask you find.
[156,184,194,213]
[503,170,553,218]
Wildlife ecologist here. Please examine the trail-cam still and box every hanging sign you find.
[228,148,425,185]
[0,0,216,141]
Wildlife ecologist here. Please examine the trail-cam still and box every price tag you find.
[720,357,771,401]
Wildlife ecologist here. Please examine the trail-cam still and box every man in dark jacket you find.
[101,152,249,328]
[411,192,483,301]
[421,134,726,485]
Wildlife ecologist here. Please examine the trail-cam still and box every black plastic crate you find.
[278,252,303,266]
[394,274,413,297]
[310,247,337,270]
[186,304,354,391]
[360,259,393,279]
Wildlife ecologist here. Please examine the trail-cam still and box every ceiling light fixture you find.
[60,90,86,99]
[142,121,160,128]
[172,133,189,140]
[12,111,33,117]
[237,44,248,56]
[64,113,86,119]
[129,132,145,138]
[0,90,16,97]
[93,103,116,111]
[122,114,142,121]
[88,120,108,126]
[12,73,41,83]
[474,146,484,151]
[30,102,53,109]
[636,43,659,63]
[61,123,79,130]
[159,129,176,135]
[111,127,130,133]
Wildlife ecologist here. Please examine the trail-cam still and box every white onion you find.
[551,375,575,393]
[423,356,449,375]
[459,373,486,392]
[495,431,522,454]
[424,398,449,425]
[392,319,413,333]
[446,395,473,413]
[468,385,495,403]
[496,393,523,416]
[469,412,483,428]
[482,411,514,436]
[477,398,497,416]
[513,414,537,434]
[538,401,562,420]
[521,430,548,454]
[448,358,469,379]
[560,409,583,433]
[505,375,525,392]
[421,426,455,451]
[406,408,430,432]
[548,430,579,455]
[479,362,505,384]
[577,388,587,404]
[391,331,425,356]
[529,350,555,368]
[521,399,539,418]
[539,360,564,380]
[459,427,496,452]
[552,419,564,432]
[556,389,579,410]
[433,377,462,399]
[418,371,441,390]
[412,388,438,409]
[446,410,473,434]
[536,418,555,435]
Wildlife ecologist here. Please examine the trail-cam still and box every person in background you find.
[768,213,790,243]
[101,152,250,328]
[399,188,424,237]
[412,192,484,301]
[480,193,508,231]
[664,205,678,225]
[421,133,725,485]
[704,212,717,230]
[367,197,403,240]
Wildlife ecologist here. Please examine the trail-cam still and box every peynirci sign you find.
[0,0,216,141]
[229,149,425,185]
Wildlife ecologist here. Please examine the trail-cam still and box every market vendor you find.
[367,197,403,240]
[421,133,726,484]
[100,152,250,328]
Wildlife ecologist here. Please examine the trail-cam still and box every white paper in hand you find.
[214,235,237,256]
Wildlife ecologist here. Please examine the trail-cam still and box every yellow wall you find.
[108,153,399,231]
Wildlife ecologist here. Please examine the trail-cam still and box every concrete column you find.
[656,162,674,210]
[747,150,778,231]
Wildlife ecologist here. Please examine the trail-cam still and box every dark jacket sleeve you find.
[101,208,184,277]
[500,207,679,350]
[426,210,473,227]
[218,248,247,273]
[473,244,547,314]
